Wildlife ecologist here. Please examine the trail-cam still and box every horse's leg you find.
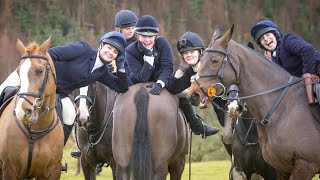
[115,164,130,180]
[81,155,97,180]
[289,159,319,180]
[109,158,117,180]
[168,160,185,180]
[154,164,169,180]
[73,158,81,176]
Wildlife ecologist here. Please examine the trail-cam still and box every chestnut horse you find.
[73,82,117,179]
[0,37,64,179]
[112,83,189,180]
[188,26,320,180]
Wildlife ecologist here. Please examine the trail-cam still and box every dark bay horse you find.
[113,83,189,180]
[73,82,117,179]
[188,25,320,179]
[0,37,64,179]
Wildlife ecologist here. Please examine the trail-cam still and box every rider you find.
[0,31,128,145]
[114,9,138,75]
[250,20,320,103]
[166,32,219,136]
[125,15,173,90]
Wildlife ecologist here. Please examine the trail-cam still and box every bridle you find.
[13,54,59,178]
[14,54,57,120]
[193,42,302,125]
[193,42,239,101]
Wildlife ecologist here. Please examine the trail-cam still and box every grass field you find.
[61,140,320,180]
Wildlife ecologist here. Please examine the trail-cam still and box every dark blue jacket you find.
[166,67,195,95]
[273,33,320,77]
[125,36,173,86]
[124,35,136,76]
[48,41,128,96]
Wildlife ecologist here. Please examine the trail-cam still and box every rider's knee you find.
[61,97,76,125]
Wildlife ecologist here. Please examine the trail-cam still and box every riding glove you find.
[147,83,162,95]
[138,41,153,56]
[116,56,125,69]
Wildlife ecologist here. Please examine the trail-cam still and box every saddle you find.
[303,73,320,122]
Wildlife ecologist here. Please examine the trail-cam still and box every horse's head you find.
[14,37,56,123]
[74,84,96,127]
[188,25,240,107]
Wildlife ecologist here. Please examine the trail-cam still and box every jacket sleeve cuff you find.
[156,80,165,88]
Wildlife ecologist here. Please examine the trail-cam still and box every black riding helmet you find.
[115,10,137,28]
[250,20,282,50]
[135,15,159,36]
[177,32,204,54]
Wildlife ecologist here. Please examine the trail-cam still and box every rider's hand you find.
[138,41,153,56]
[146,83,162,95]
[116,56,125,69]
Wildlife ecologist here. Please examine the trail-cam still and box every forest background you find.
[0,0,319,161]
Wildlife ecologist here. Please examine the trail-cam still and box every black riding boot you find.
[63,124,74,146]
[314,83,320,103]
[179,97,219,137]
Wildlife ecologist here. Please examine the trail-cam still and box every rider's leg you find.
[61,97,76,145]
[0,70,20,106]
[313,83,320,103]
[179,97,219,137]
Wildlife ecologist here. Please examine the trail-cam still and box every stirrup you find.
[70,150,81,158]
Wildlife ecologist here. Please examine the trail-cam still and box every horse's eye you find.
[212,58,220,63]
[37,68,44,75]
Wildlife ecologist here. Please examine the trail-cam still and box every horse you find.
[187,25,320,179]
[112,83,189,180]
[223,86,277,180]
[73,82,117,179]
[0,37,64,179]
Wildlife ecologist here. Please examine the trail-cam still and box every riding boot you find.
[63,124,74,146]
[179,97,219,137]
[313,83,320,103]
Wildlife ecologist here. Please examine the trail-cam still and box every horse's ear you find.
[16,39,26,55]
[39,36,51,54]
[211,25,222,42]
[220,24,234,47]
[247,42,254,50]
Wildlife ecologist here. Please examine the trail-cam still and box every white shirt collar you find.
[91,53,104,73]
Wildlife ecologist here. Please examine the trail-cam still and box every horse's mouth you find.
[199,96,208,109]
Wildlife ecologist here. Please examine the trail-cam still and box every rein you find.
[13,54,58,177]
[195,44,302,125]
[74,85,116,153]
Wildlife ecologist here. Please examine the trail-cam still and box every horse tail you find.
[131,87,153,180]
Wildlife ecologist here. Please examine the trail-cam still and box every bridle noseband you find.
[15,54,56,120]
[194,42,239,100]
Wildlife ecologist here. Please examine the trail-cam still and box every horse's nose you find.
[190,93,200,106]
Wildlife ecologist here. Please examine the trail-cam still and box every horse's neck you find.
[232,43,291,119]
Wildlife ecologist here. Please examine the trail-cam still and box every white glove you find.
[144,55,155,66]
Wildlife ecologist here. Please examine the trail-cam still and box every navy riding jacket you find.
[273,33,320,77]
[125,36,173,86]
[48,41,128,96]
[123,35,136,77]
[166,67,195,95]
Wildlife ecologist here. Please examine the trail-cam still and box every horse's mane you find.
[25,41,40,54]
[233,41,290,75]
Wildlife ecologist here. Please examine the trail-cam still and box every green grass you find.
[61,140,320,180]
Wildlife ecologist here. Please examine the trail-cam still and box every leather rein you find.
[13,54,59,178]
[194,44,302,125]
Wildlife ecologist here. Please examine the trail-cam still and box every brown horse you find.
[73,82,117,179]
[188,26,320,180]
[112,83,189,180]
[0,37,64,179]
